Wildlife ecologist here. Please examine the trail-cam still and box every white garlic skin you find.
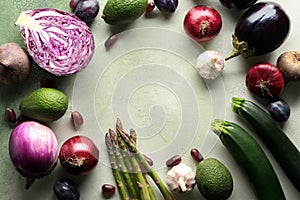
[195,50,224,79]
[166,163,196,193]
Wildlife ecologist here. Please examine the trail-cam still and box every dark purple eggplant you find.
[219,0,257,10]
[225,2,290,61]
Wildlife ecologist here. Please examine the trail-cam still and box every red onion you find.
[59,135,99,175]
[246,63,285,99]
[184,5,222,42]
[9,121,59,189]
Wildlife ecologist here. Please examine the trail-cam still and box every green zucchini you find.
[232,97,300,192]
[211,119,286,200]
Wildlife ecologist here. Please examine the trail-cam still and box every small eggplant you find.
[225,2,290,60]
[219,0,257,10]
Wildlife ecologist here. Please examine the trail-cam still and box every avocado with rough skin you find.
[102,0,148,25]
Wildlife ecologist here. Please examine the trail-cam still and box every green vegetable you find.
[196,157,233,200]
[105,136,129,200]
[105,118,174,200]
[232,97,300,192]
[115,119,173,200]
[212,119,285,200]
[102,0,148,25]
[20,87,68,122]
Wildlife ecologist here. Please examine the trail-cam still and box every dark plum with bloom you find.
[74,0,100,24]
[267,98,291,122]
[53,178,80,200]
[154,0,178,14]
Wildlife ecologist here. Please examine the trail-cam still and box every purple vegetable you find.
[74,0,100,24]
[15,8,95,76]
[154,0,178,14]
[226,2,290,60]
[219,0,257,10]
[9,121,59,189]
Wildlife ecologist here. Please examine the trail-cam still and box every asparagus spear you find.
[116,118,174,200]
[108,129,139,199]
[112,128,154,200]
[105,133,129,200]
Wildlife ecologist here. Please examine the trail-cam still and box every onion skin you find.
[277,51,300,81]
[184,5,222,43]
[226,2,290,60]
[9,121,58,188]
[59,135,99,175]
[246,63,285,99]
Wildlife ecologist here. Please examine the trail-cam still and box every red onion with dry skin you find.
[184,5,222,42]
[246,63,285,99]
[59,135,99,175]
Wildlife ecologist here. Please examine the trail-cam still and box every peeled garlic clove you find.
[195,50,224,79]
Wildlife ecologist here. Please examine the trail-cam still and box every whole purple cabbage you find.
[15,8,95,76]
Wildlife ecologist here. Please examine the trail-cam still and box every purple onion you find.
[9,121,59,189]
[15,8,95,76]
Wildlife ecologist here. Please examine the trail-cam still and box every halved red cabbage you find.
[15,8,95,76]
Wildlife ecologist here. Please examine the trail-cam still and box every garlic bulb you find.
[195,50,224,79]
[166,163,196,193]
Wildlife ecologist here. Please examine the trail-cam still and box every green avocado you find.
[196,158,233,200]
[102,0,148,25]
[20,87,68,122]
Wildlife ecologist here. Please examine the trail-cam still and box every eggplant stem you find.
[225,49,240,61]
[25,177,35,190]
[225,35,254,61]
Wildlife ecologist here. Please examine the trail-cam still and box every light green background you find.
[1,0,300,199]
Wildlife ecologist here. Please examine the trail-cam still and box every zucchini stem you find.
[211,119,229,136]
[232,97,245,113]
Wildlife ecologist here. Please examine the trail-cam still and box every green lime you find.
[20,87,68,122]
[102,0,148,25]
[196,158,233,200]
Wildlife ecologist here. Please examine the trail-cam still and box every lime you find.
[102,0,148,25]
[20,87,68,122]
[196,158,233,200]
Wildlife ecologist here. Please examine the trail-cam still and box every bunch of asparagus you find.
[105,118,174,200]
